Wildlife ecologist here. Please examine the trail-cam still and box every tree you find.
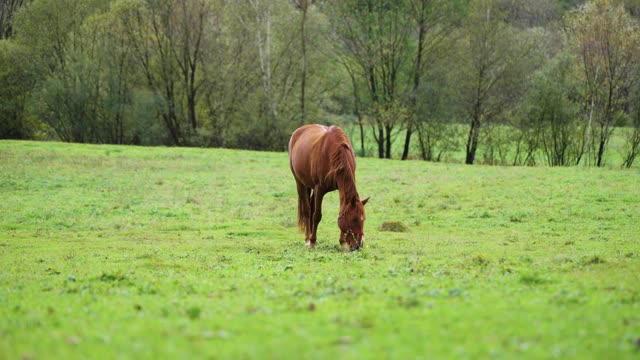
[336,55,367,156]
[292,0,315,126]
[454,0,537,165]
[328,0,412,159]
[497,0,561,28]
[174,0,210,134]
[14,0,108,142]
[113,0,216,146]
[248,0,281,145]
[0,41,38,139]
[567,0,640,166]
[622,112,640,168]
[197,1,256,147]
[236,0,301,150]
[0,0,25,39]
[622,77,640,168]
[414,60,461,162]
[89,4,139,144]
[401,0,464,160]
[518,51,581,166]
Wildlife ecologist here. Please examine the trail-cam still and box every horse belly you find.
[290,155,314,189]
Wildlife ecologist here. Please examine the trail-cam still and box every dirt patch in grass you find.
[379,221,409,232]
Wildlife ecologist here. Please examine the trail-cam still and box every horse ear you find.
[361,197,369,206]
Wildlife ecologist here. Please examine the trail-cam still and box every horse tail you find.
[295,180,310,233]
[297,195,307,232]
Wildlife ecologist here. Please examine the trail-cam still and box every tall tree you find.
[520,51,581,166]
[497,0,561,27]
[241,0,300,150]
[0,0,25,39]
[14,0,108,143]
[90,3,139,144]
[454,0,536,164]
[0,41,38,139]
[200,0,254,147]
[292,0,315,126]
[118,0,181,145]
[113,0,215,146]
[401,0,464,160]
[173,0,210,133]
[329,0,411,159]
[622,90,640,168]
[250,0,278,129]
[566,0,640,166]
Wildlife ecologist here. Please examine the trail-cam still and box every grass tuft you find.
[186,306,201,320]
[581,255,606,265]
[519,272,549,285]
[471,254,491,267]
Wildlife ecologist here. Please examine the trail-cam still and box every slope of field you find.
[1,140,639,359]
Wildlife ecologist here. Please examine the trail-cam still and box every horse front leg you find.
[307,191,315,248]
[309,187,325,248]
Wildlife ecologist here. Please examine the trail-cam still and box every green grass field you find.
[1,140,639,359]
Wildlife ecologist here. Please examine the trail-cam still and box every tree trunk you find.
[622,126,640,168]
[385,125,392,159]
[187,92,197,131]
[377,126,384,158]
[465,118,481,165]
[596,136,605,167]
[401,125,412,160]
[253,1,278,125]
[403,19,426,161]
[578,91,595,166]
[358,120,365,157]
[299,4,307,126]
[417,124,427,161]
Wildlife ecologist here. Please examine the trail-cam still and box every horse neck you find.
[334,150,359,207]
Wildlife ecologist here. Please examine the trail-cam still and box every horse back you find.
[289,125,345,190]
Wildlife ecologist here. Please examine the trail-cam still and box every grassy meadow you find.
[1,140,639,359]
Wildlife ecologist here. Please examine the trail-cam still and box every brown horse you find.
[288,124,369,250]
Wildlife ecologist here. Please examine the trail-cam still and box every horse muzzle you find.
[342,230,364,251]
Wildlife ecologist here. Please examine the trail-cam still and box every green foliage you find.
[516,51,582,166]
[30,51,101,142]
[621,80,640,167]
[326,0,414,158]
[453,0,543,164]
[12,0,116,142]
[566,0,640,166]
[1,141,639,358]
[2,0,640,167]
[0,40,39,138]
[13,0,108,70]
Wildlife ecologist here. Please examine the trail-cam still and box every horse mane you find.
[327,129,359,204]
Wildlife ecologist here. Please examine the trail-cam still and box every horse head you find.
[338,196,369,251]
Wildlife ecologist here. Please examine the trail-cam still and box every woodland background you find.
[2,0,640,166]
